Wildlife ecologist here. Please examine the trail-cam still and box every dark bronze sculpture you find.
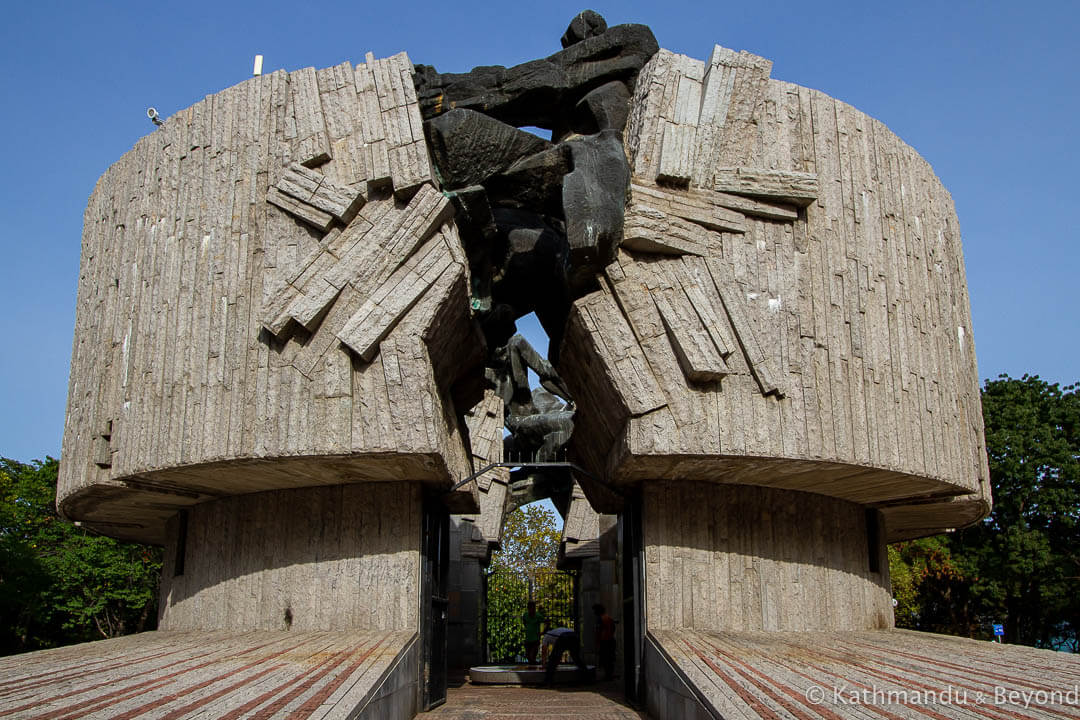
[415,11,657,472]
[415,11,658,359]
[488,333,574,463]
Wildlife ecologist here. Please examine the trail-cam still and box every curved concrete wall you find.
[60,56,478,543]
[159,483,421,632]
[560,47,989,539]
[62,43,988,550]
[644,482,892,631]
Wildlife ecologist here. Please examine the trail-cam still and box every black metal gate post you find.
[421,498,449,710]
[620,494,644,703]
[481,570,490,664]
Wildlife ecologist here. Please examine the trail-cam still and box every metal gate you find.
[482,566,578,664]
[421,499,449,710]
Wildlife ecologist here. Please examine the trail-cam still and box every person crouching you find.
[541,627,587,685]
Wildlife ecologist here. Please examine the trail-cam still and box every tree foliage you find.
[889,375,1079,650]
[0,457,162,655]
[484,566,529,663]
[889,536,971,633]
[490,503,561,579]
[485,503,572,663]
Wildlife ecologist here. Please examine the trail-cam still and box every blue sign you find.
[993,624,1004,636]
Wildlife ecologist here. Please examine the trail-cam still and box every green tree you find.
[889,536,972,633]
[0,458,54,650]
[491,503,562,579]
[0,457,162,655]
[484,566,529,663]
[889,375,1079,650]
[485,503,567,663]
[958,375,1079,648]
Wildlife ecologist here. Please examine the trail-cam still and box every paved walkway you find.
[0,629,413,719]
[419,679,648,719]
[652,628,1080,720]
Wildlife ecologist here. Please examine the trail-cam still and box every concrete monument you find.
[30,11,1077,720]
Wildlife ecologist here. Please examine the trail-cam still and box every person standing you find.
[521,600,545,665]
[592,604,616,680]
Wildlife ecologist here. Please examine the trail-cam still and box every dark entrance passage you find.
[482,565,578,663]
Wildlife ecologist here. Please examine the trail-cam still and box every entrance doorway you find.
[482,565,578,663]
[480,499,571,665]
[436,312,642,703]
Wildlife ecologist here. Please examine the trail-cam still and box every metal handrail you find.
[447,461,595,493]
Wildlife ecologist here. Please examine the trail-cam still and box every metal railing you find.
[483,566,578,664]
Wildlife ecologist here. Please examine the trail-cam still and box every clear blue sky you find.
[1,0,1077,463]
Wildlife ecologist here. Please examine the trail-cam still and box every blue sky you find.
[1,0,1077,463]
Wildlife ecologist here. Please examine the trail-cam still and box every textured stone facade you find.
[559,47,989,542]
[160,483,420,632]
[643,482,892,633]
[60,55,477,545]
